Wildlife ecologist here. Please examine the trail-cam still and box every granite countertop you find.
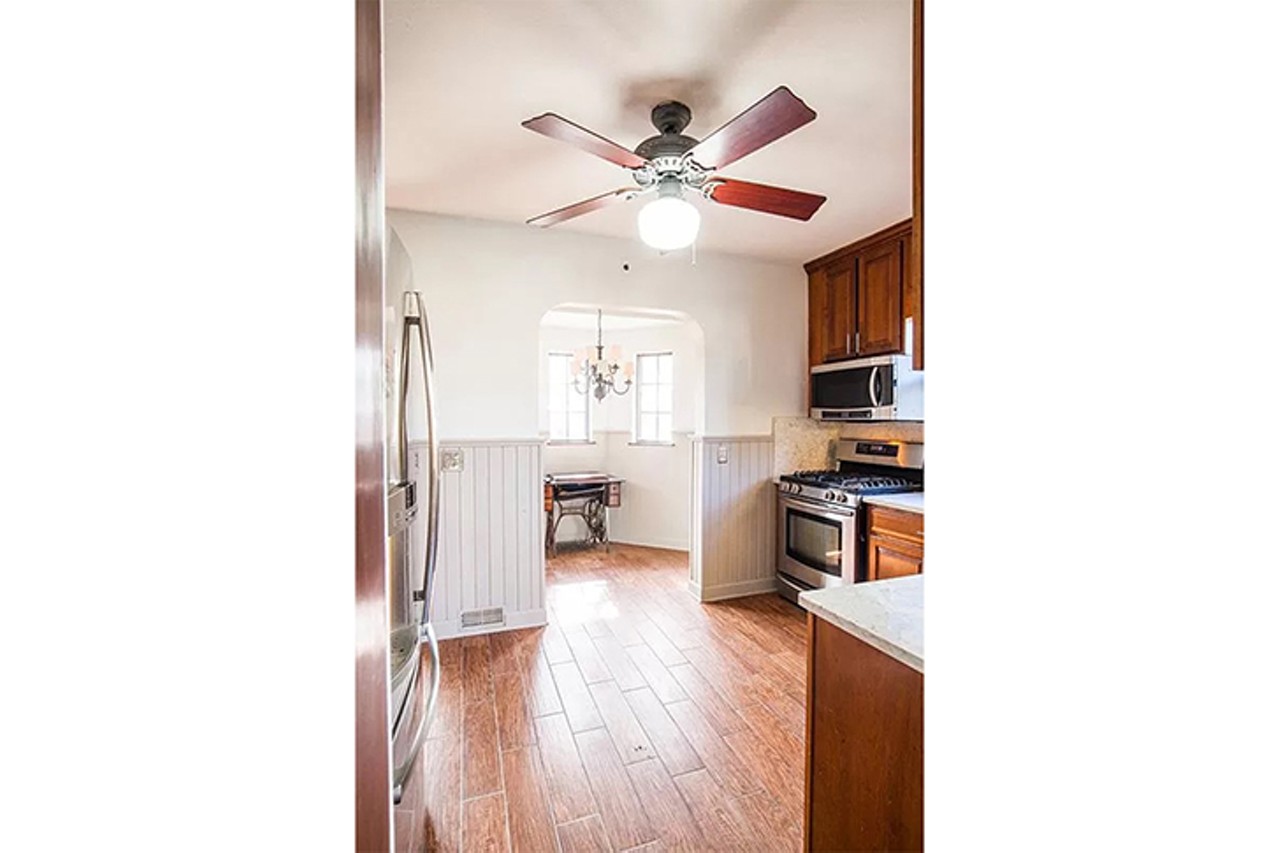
[861,492,924,513]
[798,576,923,673]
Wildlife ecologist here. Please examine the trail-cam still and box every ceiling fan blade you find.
[687,86,817,170]
[522,113,649,169]
[705,178,826,221]
[527,187,639,228]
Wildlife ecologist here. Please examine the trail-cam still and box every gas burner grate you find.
[781,470,920,494]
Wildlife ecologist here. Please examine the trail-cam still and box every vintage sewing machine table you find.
[543,472,625,557]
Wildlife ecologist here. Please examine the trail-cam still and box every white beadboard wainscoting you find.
[409,439,545,639]
[690,436,778,602]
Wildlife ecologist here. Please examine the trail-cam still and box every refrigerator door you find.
[391,624,439,805]
[387,482,418,718]
[389,290,441,804]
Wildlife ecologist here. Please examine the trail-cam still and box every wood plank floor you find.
[398,544,807,852]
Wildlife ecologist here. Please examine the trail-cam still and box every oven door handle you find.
[779,495,856,522]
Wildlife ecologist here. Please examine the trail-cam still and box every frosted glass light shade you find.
[637,196,700,251]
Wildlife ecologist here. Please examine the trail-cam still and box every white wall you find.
[385,211,808,440]
[598,432,693,551]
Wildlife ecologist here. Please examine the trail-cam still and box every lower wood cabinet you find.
[865,504,924,581]
[805,615,923,851]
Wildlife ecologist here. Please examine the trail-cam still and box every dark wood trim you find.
[355,0,391,849]
[802,218,912,274]
[911,0,924,369]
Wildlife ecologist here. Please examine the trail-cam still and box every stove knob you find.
[824,490,835,501]
[838,493,848,503]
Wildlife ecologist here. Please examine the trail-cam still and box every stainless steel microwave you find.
[810,354,923,421]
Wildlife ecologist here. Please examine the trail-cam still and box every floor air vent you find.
[460,607,505,630]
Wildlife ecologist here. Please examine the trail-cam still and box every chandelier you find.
[573,310,634,401]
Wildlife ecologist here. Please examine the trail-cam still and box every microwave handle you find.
[868,365,881,407]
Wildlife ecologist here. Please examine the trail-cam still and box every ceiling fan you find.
[521,86,827,251]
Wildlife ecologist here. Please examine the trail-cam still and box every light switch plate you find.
[440,448,464,473]
[716,444,729,464]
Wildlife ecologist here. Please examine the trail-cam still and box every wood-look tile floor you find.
[397,544,808,852]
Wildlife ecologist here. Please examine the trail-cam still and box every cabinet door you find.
[867,533,923,580]
[808,269,828,367]
[855,237,904,356]
[822,260,855,362]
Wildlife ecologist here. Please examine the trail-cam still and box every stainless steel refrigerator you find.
[386,287,440,806]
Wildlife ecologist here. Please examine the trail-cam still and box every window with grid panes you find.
[633,352,673,443]
[548,352,590,441]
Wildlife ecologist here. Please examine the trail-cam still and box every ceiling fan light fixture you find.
[637,194,700,252]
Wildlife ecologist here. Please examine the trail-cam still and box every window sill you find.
[628,441,676,447]
[545,440,597,446]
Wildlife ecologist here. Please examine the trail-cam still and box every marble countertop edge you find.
[860,492,924,513]
[798,576,924,673]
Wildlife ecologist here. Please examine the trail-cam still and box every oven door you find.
[777,494,858,591]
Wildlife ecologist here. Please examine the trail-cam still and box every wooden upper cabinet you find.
[823,260,855,361]
[855,237,904,356]
[807,269,827,368]
[804,220,914,366]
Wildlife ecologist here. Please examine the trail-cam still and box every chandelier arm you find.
[569,311,633,400]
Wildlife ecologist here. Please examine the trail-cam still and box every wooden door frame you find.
[911,0,924,369]
[355,0,391,849]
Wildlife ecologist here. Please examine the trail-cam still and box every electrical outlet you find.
[440,448,464,472]
[716,444,729,464]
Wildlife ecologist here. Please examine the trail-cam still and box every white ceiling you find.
[541,306,686,332]
[384,0,912,264]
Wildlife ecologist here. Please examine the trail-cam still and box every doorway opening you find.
[537,304,705,595]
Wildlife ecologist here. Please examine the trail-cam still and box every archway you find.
[537,304,706,572]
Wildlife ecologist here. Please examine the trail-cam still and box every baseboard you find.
[431,607,547,641]
[693,576,780,602]
[610,537,690,552]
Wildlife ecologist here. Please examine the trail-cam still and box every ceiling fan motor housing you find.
[634,100,699,160]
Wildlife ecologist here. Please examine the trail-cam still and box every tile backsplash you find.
[772,416,925,477]
[772,417,838,477]
[839,420,924,443]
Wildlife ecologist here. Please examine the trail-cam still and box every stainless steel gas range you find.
[775,439,923,603]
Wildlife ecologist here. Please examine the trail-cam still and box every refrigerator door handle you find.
[402,291,441,625]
